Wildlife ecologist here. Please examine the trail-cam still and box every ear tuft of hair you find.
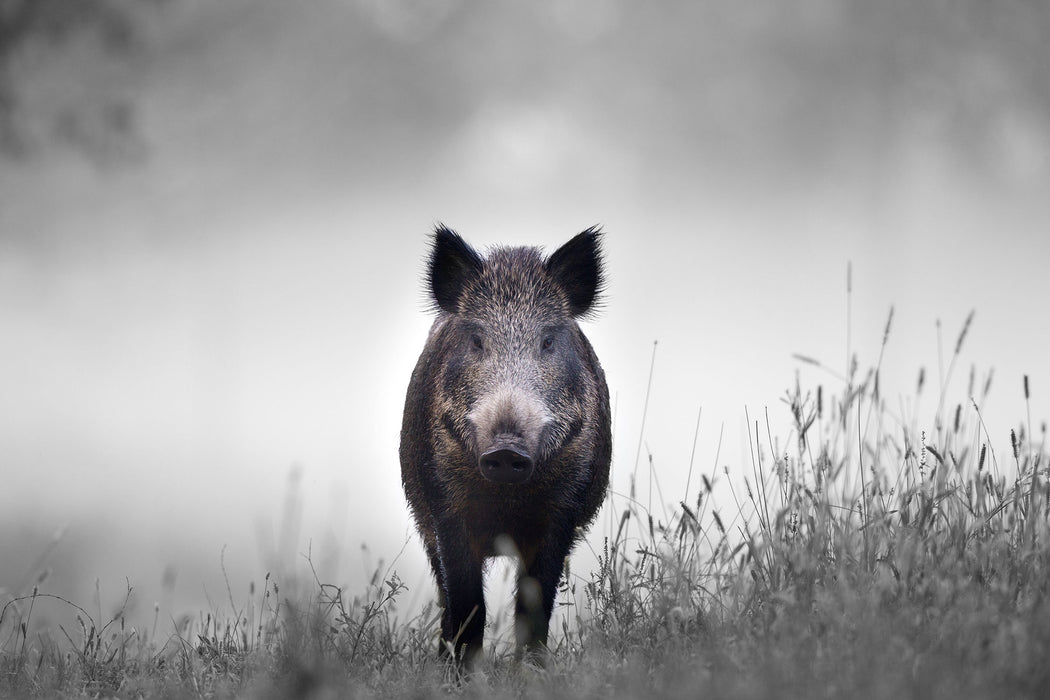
[546,226,605,318]
[428,224,484,314]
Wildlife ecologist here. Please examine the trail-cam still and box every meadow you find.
[2,312,1048,699]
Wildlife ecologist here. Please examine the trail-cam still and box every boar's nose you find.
[479,447,534,484]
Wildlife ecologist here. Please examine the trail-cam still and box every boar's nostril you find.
[479,448,534,484]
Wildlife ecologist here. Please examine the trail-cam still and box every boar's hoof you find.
[479,448,534,484]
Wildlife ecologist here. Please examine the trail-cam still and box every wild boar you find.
[400,225,612,666]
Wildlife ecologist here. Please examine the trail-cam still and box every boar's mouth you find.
[478,434,534,484]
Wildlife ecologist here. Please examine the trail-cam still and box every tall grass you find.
[2,313,1048,698]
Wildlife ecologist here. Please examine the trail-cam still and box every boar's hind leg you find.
[424,540,446,609]
[514,521,575,657]
[434,519,485,667]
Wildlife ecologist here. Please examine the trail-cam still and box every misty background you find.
[2,0,1048,633]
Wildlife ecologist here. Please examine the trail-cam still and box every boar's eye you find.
[541,335,555,351]
[470,334,484,352]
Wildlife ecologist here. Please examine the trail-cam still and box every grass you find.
[2,312,1049,698]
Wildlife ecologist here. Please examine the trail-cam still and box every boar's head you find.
[427,225,604,485]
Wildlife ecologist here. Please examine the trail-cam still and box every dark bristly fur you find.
[400,225,612,668]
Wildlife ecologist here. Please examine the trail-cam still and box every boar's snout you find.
[479,435,534,484]
[469,388,547,484]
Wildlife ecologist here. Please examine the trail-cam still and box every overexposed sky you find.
[2,0,1048,625]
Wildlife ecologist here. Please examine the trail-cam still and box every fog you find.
[2,0,1048,632]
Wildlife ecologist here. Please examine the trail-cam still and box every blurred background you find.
[2,0,1048,634]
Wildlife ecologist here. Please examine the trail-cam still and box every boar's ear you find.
[428,224,484,314]
[546,226,605,318]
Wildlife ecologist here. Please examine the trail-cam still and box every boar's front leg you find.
[514,518,576,657]
[434,516,485,668]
